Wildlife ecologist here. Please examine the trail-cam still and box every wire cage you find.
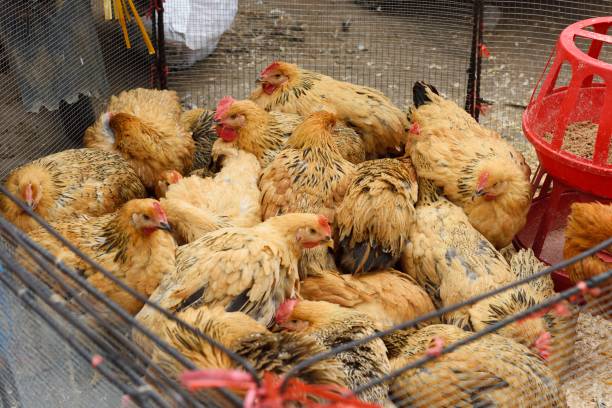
[0,0,611,407]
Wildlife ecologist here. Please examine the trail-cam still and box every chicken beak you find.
[255,76,263,84]
[158,222,172,232]
[212,118,221,127]
[323,237,334,249]
[473,189,485,198]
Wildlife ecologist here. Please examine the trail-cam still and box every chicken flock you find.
[2,60,611,407]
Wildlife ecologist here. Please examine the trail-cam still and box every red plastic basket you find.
[516,17,612,291]
[522,17,612,198]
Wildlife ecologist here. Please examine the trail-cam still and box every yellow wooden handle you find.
[126,0,156,55]
[114,0,131,48]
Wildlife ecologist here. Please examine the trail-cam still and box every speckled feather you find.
[401,179,550,352]
[508,249,578,382]
[408,83,531,248]
[151,307,347,392]
[281,300,391,405]
[136,214,325,341]
[334,157,418,275]
[83,88,195,188]
[0,148,146,233]
[259,111,355,277]
[250,62,408,158]
[24,199,175,314]
[388,324,566,408]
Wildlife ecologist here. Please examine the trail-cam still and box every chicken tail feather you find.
[413,81,440,107]
[336,239,398,275]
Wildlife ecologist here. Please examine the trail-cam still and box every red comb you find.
[152,201,168,223]
[260,61,281,77]
[409,122,421,135]
[214,96,235,121]
[275,298,298,324]
[318,215,331,235]
[477,171,490,191]
[533,331,551,360]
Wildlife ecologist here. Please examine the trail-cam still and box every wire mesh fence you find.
[0,0,611,407]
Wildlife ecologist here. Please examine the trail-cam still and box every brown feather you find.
[250,61,408,158]
[0,148,146,232]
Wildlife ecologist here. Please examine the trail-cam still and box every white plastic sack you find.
[144,0,238,69]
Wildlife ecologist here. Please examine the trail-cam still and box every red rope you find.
[180,369,380,408]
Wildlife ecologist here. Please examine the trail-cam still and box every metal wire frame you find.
[357,268,611,399]
[280,236,612,391]
[386,296,610,407]
[0,186,253,406]
[0,185,258,379]
[0,217,205,408]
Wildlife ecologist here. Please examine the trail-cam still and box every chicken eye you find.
[309,228,316,234]
[274,74,281,78]
[230,114,237,119]
[143,214,150,220]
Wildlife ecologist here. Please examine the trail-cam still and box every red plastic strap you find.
[180,369,378,408]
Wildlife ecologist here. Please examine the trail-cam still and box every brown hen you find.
[334,157,418,275]
[250,61,408,158]
[83,88,195,189]
[1,148,146,233]
[563,201,612,284]
[276,299,392,406]
[388,324,566,408]
[213,96,365,167]
[135,213,334,351]
[25,199,175,314]
[300,268,435,330]
[259,111,355,277]
[401,178,552,358]
[150,306,347,401]
[408,82,531,248]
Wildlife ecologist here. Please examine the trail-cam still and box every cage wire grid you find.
[0,0,611,407]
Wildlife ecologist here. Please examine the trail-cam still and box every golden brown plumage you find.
[135,213,334,348]
[0,148,146,233]
[158,141,261,244]
[388,324,566,408]
[83,88,195,189]
[300,268,435,330]
[250,61,408,159]
[25,199,175,314]
[160,198,232,245]
[150,306,347,396]
[334,157,418,275]
[213,96,365,167]
[408,82,531,249]
[259,111,355,277]
[563,201,612,284]
[276,300,391,406]
[401,178,550,355]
